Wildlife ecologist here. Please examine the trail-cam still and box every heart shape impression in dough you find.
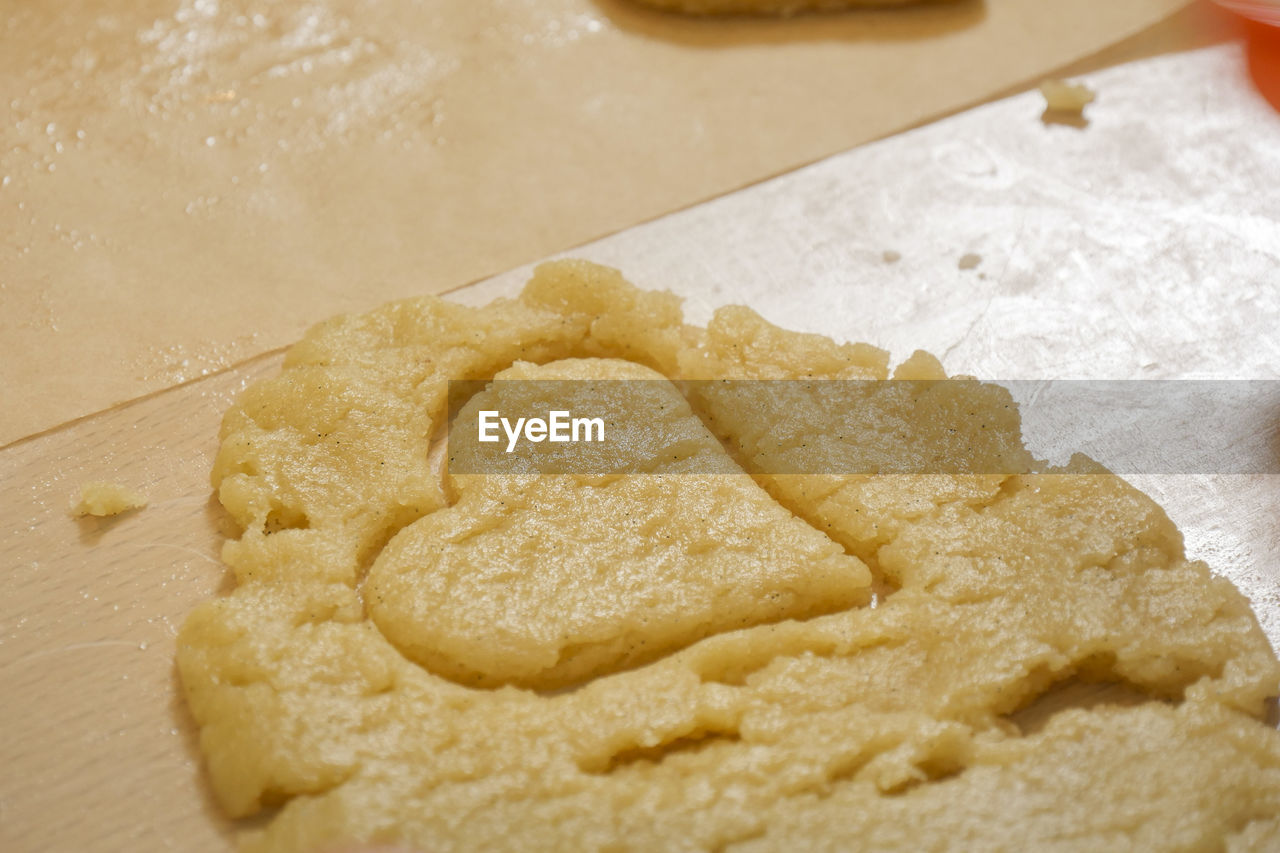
[365,358,871,690]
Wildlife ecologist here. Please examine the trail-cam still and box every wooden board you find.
[0,352,281,851]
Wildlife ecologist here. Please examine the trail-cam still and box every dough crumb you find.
[72,481,148,517]
[1039,78,1095,127]
[958,252,982,270]
[882,250,902,264]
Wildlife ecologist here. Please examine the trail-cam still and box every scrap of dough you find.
[178,260,1280,852]
[1040,78,1096,114]
[72,481,147,517]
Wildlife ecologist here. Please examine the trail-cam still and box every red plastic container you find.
[1213,0,1280,109]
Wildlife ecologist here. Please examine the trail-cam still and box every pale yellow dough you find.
[368,358,870,690]
[179,261,1280,852]
[72,481,147,517]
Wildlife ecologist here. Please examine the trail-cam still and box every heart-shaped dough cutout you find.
[366,358,871,689]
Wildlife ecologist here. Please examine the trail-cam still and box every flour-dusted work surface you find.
[460,44,1280,382]
[2,42,1280,852]
[0,0,1193,445]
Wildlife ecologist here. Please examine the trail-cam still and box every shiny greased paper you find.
[1,0,1186,444]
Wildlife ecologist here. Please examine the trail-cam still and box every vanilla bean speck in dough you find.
[178,261,1280,852]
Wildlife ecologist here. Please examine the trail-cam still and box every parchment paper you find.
[0,0,1190,445]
